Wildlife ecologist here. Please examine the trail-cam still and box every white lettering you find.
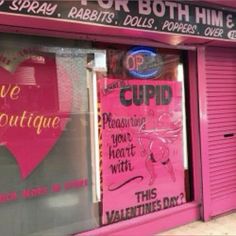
[139,0,189,21]
[98,0,113,9]
[9,0,19,11]
[67,7,114,24]
[116,0,129,12]
[207,9,211,25]
[196,7,206,24]
[165,1,177,20]
[196,7,223,27]
[19,0,31,11]
[204,27,223,37]
[139,0,151,15]
[226,14,234,29]
[90,9,98,21]
[153,0,165,17]
[0,0,5,7]
[68,6,77,18]
[83,9,91,21]
[123,15,154,29]
[212,10,223,27]
[80,0,88,6]
[178,3,189,21]
[228,30,236,39]
[9,0,58,16]
[27,1,40,14]
[162,20,197,34]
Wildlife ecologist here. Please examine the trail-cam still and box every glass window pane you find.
[0,34,100,235]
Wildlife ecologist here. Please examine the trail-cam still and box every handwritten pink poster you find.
[99,77,186,225]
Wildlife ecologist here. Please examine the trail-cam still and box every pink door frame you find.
[187,50,204,205]
[197,47,211,221]
[0,13,203,235]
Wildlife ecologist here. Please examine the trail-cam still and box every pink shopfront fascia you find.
[0,0,235,235]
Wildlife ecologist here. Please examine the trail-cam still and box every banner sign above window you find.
[0,0,236,41]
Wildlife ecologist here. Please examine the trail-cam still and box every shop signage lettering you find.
[100,78,186,224]
[0,0,235,40]
[228,30,236,39]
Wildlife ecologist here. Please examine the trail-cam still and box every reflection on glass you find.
[0,34,100,235]
[0,34,191,235]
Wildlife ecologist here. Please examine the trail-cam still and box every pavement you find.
[159,212,236,235]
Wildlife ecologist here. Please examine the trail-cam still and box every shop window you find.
[0,34,100,235]
[95,46,191,225]
[0,34,191,235]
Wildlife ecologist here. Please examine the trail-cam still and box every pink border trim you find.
[77,202,200,236]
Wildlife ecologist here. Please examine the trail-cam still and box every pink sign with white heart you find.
[0,55,71,179]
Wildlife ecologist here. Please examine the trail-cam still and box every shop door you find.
[200,47,236,219]
[0,34,107,235]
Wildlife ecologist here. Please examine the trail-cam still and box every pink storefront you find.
[0,1,235,235]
